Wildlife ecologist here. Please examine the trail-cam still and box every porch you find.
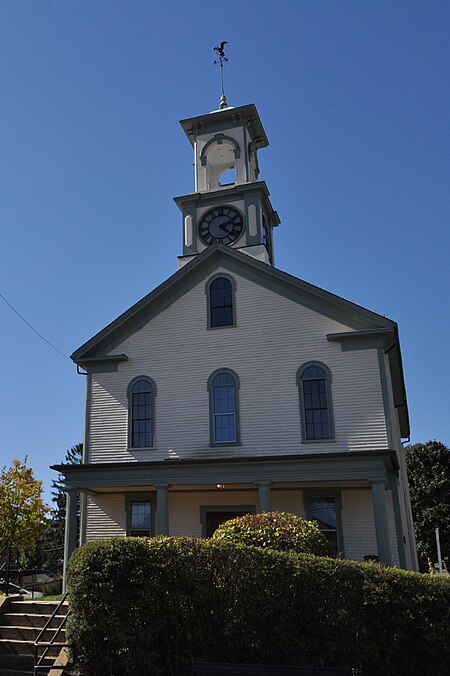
[54,449,407,586]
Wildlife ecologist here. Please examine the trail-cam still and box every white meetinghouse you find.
[54,95,418,581]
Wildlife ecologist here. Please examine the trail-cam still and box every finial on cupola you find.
[213,41,229,109]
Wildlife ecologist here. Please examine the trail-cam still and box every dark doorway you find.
[205,511,250,537]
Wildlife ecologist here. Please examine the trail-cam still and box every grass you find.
[35,594,65,601]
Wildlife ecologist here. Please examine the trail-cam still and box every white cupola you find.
[174,104,280,268]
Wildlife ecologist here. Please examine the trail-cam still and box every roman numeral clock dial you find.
[198,206,244,246]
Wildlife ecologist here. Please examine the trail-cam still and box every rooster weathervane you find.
[213,41,229,109]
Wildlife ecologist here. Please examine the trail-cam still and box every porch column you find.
[155,484,169,535]
[257,482,272,512]
[370,480,393,566]
[388,474,407,569]
[62,489,78,593]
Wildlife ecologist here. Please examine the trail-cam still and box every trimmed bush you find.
[211,511,334,556]
[67,537,450,676]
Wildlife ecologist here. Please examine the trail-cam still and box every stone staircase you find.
[0,599,69,676]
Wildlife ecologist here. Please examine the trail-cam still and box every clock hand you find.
[219,221,233,232]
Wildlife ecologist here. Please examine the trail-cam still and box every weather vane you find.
[213,41,229,109]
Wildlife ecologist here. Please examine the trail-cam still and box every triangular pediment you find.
[71,244,396,363]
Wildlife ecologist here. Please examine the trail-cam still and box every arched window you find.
[128,377,156,448]
[208,369,240,445]
[206,275,235,328]
[297,362,334,441]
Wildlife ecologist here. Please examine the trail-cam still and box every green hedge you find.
[67,537,450,676]
[211,511,334,556]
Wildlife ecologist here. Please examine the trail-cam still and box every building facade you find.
[54,102,418,580]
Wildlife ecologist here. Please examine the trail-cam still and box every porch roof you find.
[52,449,399,491]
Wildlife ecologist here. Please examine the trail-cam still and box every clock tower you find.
[175,103,280,268]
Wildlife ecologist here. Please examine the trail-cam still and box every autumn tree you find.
[0,458,50,554]
[405,440,450,571]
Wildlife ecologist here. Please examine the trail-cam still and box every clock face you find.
[199,206,244,246]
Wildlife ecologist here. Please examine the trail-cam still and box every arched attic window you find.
[128,377,157,449]
[206,275,236,328]
[297,362,334,442]
[208,369,240,445]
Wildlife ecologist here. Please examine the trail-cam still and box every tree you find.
[405,440,450,571]
[21,443,82,571]
[0,458,50,554]
[50,442,83,557]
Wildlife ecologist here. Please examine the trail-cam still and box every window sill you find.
[209,442,242,448]
[301,438,337,445]
[207,323,236,331]
[127,446,156,452]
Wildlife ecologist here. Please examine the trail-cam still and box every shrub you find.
[211,511,334,556]
[67,537,450,676]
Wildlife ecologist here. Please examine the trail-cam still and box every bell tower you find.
[175,104,280,269]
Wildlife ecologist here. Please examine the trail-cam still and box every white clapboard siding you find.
[85,494,126,540]
[342,489,399,566]
[271,490,305,517]
[87,266,388,463]
[342,490,378,561]
[168,490,257,537]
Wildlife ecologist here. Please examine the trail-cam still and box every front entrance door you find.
[205,511,250,537]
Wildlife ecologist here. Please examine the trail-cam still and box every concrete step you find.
[0,626,65,642]
[0,654,34,669]
[1,615,66,630]
[0,653,34,674]
[0,639,62,658]
[0,598,69,674]
[7,603,67,618]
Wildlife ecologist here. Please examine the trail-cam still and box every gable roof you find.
[71,244,409,436]
[72,243,396,361]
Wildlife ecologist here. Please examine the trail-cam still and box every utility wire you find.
[0,292,70,361]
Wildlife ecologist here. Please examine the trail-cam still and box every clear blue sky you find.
[1,0,449,504]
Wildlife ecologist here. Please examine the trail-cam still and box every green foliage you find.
[211,511,334,556]
[67,537,450,676]
[0,458,50,553]
[405,440,450,571]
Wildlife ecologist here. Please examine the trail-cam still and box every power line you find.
[0,292,70,361]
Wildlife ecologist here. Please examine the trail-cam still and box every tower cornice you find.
[180,104,269,148]
[173,180,280,228]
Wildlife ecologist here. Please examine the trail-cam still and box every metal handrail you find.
[1,561,63,599]
[34,593,70,675]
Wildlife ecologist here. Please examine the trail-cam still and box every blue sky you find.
[0,0,449,503]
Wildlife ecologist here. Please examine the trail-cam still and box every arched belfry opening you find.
[218,167,236,186]
[199,135,241,190]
